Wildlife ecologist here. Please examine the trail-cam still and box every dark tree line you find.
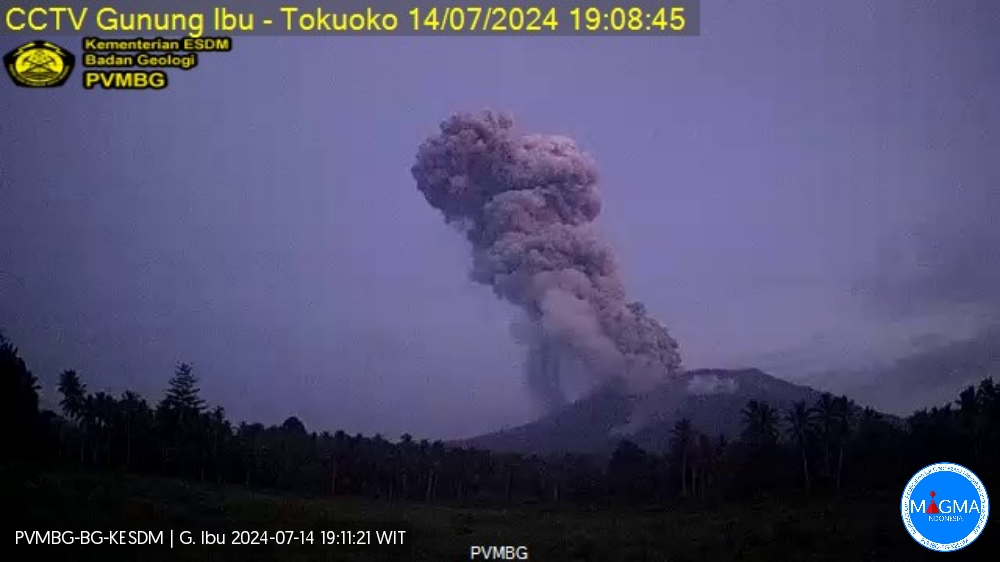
[3,330,998,505]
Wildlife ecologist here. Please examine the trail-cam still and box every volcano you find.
[462,369,833,455]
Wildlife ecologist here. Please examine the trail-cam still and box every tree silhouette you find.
[691,432,713,500]
[978,378,1000,468]
[5,328,1000,510]
[160,362,205,417]
[118,391,150,467]
[669,418,694,497]
[609,439,649,500]
[812,393,837,481]
[785,400,815,494]
[205,406,231,483]
[91,392,118,466]
[740,400,779,448]
[0,332,41,459]
[58,370,88,421]
[58,370,92,463]
[831,395,855,492]
[956,385,983,466]
[282,416,307,434]
[157,362,206,477]
[737,400,781,497]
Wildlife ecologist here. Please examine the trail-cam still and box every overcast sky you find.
[2,1,997,439]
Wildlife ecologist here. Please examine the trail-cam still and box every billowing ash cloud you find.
[411,111,681,408]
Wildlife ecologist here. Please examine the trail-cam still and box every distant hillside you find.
[461,369,832,456]
[846,323,1000,416]
[739,323,1000,418]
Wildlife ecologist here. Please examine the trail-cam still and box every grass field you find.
[5,466,990,561]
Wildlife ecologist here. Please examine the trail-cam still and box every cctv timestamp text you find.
[407,2,699,36]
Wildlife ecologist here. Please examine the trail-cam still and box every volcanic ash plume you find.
[411,111,681,409]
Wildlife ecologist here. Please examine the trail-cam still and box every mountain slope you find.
[462,369,828,455]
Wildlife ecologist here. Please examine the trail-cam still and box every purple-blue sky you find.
[2,1,998,438]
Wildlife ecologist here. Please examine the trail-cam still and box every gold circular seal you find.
[4,41,75,87]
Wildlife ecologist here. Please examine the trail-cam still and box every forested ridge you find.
[3,331,998,506]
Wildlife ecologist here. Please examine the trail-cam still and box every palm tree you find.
[82,395,100,465]
[740,400,780,497]
[711,434,729,501]
[58,370,89,462]
[58,370,87,419]
[855,406,885,487]
[91,392,117,465]
[813,393,837,480]
[832,395,855,492]
[741,400,779,448]
[785,400,815,494]
[692,432,712,500]
[118,391,146,467]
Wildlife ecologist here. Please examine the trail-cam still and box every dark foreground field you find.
[5,466,991,561]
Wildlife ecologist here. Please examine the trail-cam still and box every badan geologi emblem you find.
[4,40,75,87]
[901,463,990,552]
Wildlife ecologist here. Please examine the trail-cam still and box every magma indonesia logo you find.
[4,40,75,87]
[901,463,990,552]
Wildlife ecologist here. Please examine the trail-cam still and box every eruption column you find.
[411,111,682,409]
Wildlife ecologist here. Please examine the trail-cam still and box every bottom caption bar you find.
[14,524,411,551]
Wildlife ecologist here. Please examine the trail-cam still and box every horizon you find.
[5,334,978,443]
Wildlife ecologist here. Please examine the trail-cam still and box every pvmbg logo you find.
[901,463,989,552]
[4,40,75,87]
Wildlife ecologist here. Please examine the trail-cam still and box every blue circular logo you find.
[901,463,989,551]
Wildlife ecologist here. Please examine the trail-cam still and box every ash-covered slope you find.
[462,369,826,455]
